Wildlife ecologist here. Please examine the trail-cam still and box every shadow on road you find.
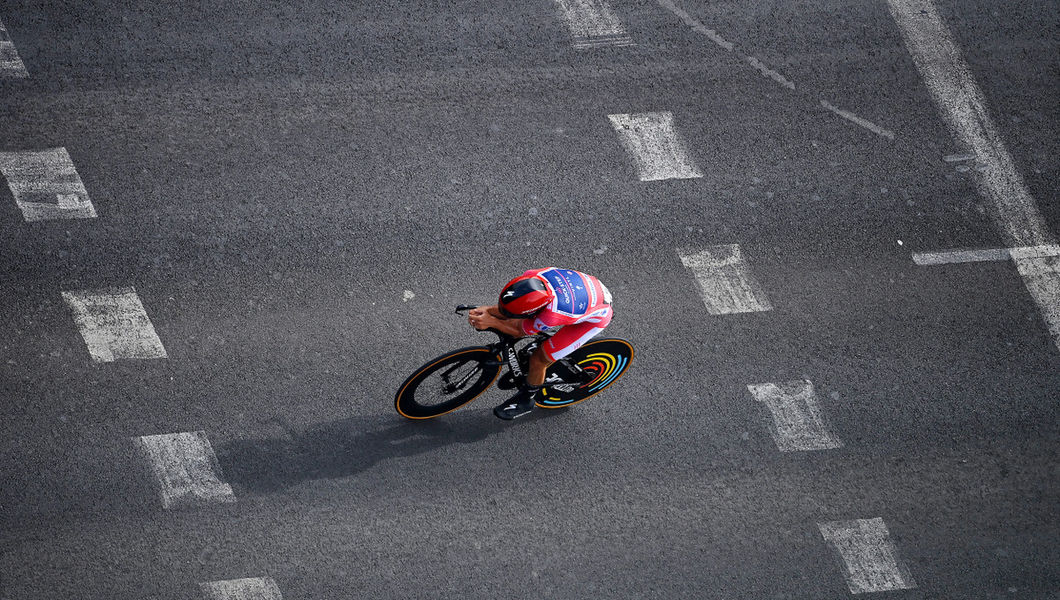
[216,406,564,493]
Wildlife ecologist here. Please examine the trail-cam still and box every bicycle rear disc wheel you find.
[395,347,501,419]
[537,338,634,409]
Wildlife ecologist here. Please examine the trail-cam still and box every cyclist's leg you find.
[542,319,610,362]
[525,323,605,384]
[497,322,608,419]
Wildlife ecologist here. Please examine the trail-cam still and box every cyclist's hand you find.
[468,307,489,330]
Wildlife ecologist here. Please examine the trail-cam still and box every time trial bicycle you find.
[394,305,634,419]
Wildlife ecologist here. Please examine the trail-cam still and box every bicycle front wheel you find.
[395,346,502,419]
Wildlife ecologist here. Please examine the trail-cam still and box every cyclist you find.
[467,268,613,420]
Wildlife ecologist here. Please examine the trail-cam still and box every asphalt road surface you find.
[1,1,1058,598]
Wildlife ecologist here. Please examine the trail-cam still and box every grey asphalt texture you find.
[1,0,1058,598]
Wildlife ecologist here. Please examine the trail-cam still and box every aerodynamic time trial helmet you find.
[498,275,553,318]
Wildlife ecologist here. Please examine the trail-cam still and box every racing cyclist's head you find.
[498,274,553,318]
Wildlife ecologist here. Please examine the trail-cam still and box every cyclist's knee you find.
[531,347,554,366]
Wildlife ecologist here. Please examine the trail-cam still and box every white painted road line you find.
[893,0,1060,347]
[912,245,1060,350]
[746,56,795,90]
[677,245,773,314]
[654,0,794,91]
[0,17,28,78]
[1009,246,1060,261]
[746,380,843,452]
[886,0,1054,247]
[653,0,733,51]
[655,0,894,141]
[818,518,916,594]
[0,148,97,221]
[1013,256,1060,351]
[61,287,168,363]
[608,112,702,182]
[134,431,236,510]
[820,101,896,140]
[201,577,282,600]
[552,0,633,49]
[914,247,1012,265]
[912,245,1060,266]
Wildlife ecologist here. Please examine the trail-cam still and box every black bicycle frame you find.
[455,304,544,387]
[454,304,595,394]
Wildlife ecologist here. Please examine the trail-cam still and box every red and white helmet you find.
[498,274,553,318]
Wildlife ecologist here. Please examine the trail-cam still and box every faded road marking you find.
[820,101,896,140]
[912,245,1060,265]
[747,380,842,452]
[608,112,702,181]
[134,431,235,510]
[887,0,1054,247]
[894,0,1060,349]
[746,56,795,90]
[61,287,167,363]
[0,17,28,78]
[913,245,1060,350]
[653,0,733,50]
[655,0,893,140]
[0,148,97,221]
[1014,256,1060,351]
[552,0,633,49]
[818,518,916,594]
[201,577,282,599]
[678,245,772,314]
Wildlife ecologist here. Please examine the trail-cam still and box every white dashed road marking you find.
[655,0,894,140]
[653,0,733,50]
[1013,256,1060,351]
[0,17,28,78]
[818,518,917,594]
[134,431,236,510]
[552,0,633,49]
[886,0,1054,247]
[912,245,1060,266]
[745,55,795,90]
[0,148,97,221]
[61,287,168,363]
[678,245,773,314]
[608,112,702,182]
[201,577,282,600]
[820,101,896,140]
[746,380,843,452]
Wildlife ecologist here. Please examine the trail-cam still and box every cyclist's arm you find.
[470,305,529,337]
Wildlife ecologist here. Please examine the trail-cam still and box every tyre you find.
[537,338,634,409]
[395,347,502,419]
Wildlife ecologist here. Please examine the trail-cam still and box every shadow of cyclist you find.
[217,407,566,493]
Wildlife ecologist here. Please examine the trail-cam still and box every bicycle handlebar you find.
[455,304,519,341]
